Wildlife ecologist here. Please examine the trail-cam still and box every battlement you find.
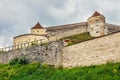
[46,22,88,32]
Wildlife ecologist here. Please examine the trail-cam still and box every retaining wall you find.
[62,32,120,67]
[0,41,63,66]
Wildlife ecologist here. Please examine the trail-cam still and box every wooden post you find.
[36,40,38,45]
[27,42,29,47]
[1,48,3,52]
[5,48,6,52]
[23,43,25,48]
[20,44,22,49]
[38,40,40,45]
[8,47,10,51]
[40,39,43,45]
[12,46,13,50]
[24,43,26,48]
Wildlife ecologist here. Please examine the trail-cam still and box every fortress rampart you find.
[0,32,120,67]
[62,31,120,67]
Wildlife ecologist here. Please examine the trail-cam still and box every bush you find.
[9,56,29,65]
[57,65,63,69]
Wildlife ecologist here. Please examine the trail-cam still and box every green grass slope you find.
[60,32,94,46]
[0,62,120,80]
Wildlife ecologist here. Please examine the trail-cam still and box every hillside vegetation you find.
[60,32,94,46]
[0,62,120,80]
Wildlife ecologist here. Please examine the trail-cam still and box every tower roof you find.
[31,23,43,29]
[91,11,101,17]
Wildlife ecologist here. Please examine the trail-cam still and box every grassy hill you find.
[0,62,120,80]
[60,32,94,46]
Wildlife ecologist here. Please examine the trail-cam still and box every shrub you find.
[9,56,29,65]
[57,65,63,69]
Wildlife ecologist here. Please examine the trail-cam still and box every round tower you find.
[31,23,47,34]
[87,11,108,37]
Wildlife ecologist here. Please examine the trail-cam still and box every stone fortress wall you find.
[62,31,120,67]
[47,22,120,41]
[0,31,120,67]
[13,34,48,46]
[0,41,63,66]
[47,22,88,41]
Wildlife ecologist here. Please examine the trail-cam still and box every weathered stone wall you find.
[47,22,120,41]
[13,35,48,46]
[48,26,88,41]
[0,32,120,68]
[0,41,63,66]
[62,32,120,67]
[47,22,88,41]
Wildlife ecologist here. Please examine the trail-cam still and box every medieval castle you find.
[0,11,120,67]
[13,11,120,46]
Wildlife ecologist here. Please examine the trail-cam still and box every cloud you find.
[0,0,120,48]
[0,36,5,48]
[49,0,77,20]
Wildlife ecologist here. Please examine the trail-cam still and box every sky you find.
[0,0,120,48]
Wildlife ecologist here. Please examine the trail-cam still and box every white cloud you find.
[49,0,77,20]
[0,0,120,48]
[0,36,7,48]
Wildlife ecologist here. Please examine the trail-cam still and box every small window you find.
[95,20,100,23]
[96,31,99,33]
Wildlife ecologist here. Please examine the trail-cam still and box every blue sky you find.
[0,0,120,48]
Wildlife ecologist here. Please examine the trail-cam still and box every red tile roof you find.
[31,23,43,29]
[91,11,101,17]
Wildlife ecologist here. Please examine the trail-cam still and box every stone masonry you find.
[0,41,63,66]
[62,32,120,67]
[0,32,120,68]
